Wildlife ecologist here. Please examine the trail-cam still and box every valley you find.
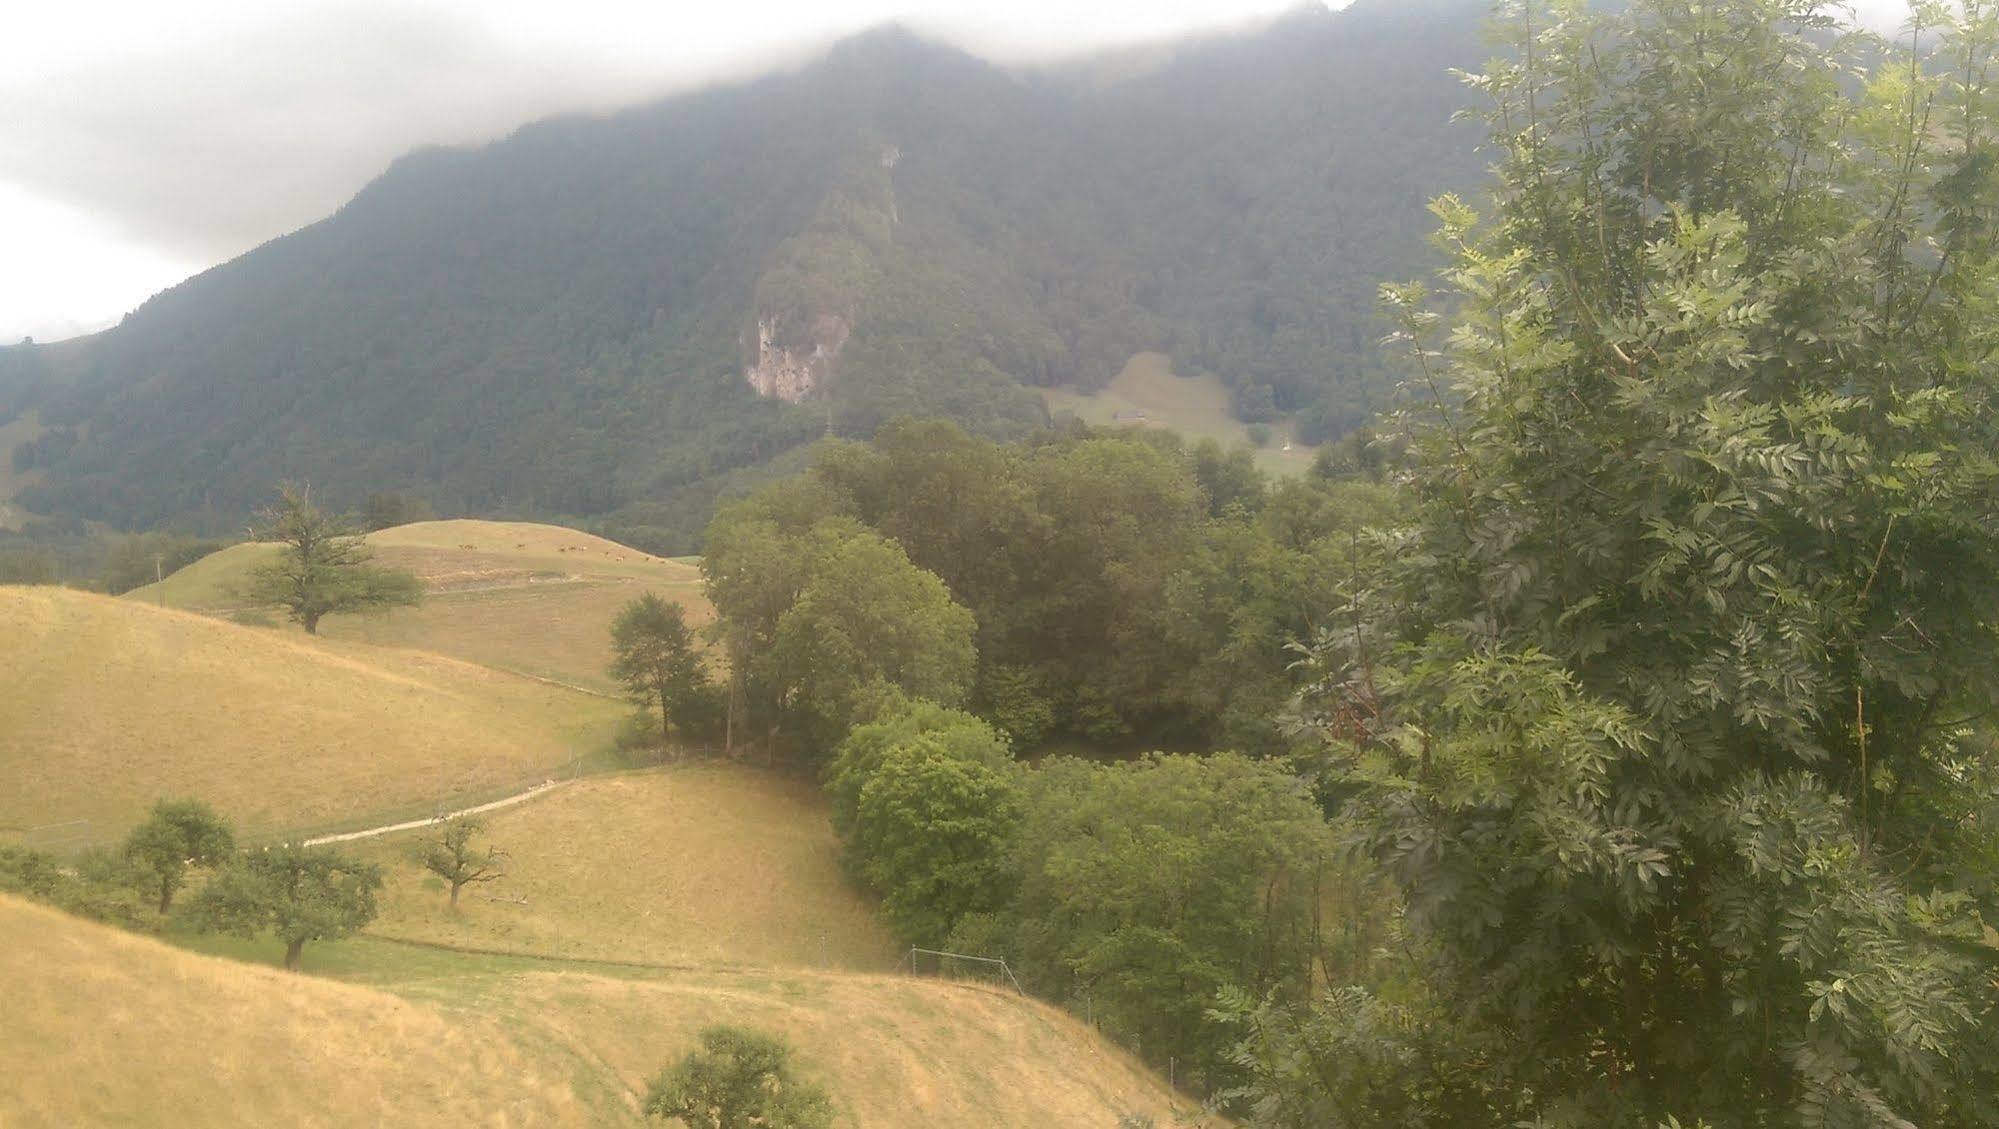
[8,0,1992,1123]
[2,516,1216,1125]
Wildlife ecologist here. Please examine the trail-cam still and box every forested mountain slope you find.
[0,0,1483,548]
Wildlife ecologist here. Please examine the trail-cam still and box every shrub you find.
[644,1026,834,1129]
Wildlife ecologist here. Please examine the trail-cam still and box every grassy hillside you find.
[463,966,1218,1128]
[1043,353,1318,475]
[359,765,898,970]
[131,519,710,693]
[0,895,601,1127]
[0,586,621,843]
[4,895,1217,1127]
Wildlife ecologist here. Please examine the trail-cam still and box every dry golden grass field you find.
[130,519,711,693]
[0,586,622,842]
[0,894,600,1127]
[1041,352,1319,475]
[360,765,897,970]
[13,519,1219,1126]
[461,965,1221,1128]
[359,767,899,967]
[3,895,1219,1128]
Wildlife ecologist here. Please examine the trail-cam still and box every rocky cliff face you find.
[745,313,850,402]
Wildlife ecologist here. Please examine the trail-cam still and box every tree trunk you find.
[449,880,462,909]
[284,938,305,971]
[302,611,321,635]
[725,671,738,758]
[158,882,174,916]
[659,692,672,761]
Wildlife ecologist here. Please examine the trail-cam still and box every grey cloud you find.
[0,7,759,262]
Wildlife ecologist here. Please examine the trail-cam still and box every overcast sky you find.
[0,0,1918,343]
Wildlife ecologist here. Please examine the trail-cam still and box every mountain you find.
[0,0,1487,550]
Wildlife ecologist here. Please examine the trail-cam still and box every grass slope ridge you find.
[0,586,620,842]
[131,519,710,694]
[359,766,897,971]
[0,894,594,1127]
[3,894,1218,1127]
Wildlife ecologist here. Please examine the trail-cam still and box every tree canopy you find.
[244,484,421,634]
[122,798,234,914]
[609,593,709,750]
[708,419,1401,753]
[1275,1,1999,1123]
[644,1026,835,1129]
[187,843,382,971]
[830,702,1024,945]
[703,508,977,757]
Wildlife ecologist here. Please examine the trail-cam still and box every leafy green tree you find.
[0,844,154,930]
[610,593,708,749]
[0,548,58,585]
[99,533,222,595]
[644,1026,835,1129]
[1289,1,1999,1122]
[187,843,381,970]
[244,484,420,634]
[122,798,234,913]
[700,475,859,750]
[1214,982,1506,1128]
[414,816,504,909]
[823,699,1010,844]
[359,492,429,532]
[850,731,1024,945]
[767,528,976,751]
[706,499,976,757]
[994,754,1335,1092]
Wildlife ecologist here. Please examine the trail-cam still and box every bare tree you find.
[415,816,505,909]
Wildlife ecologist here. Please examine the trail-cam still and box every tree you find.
[187,843,381,970]
[766,528,977,751]
[414,816,504,909]
[99,533,222,596]
[705,504,977,758]
[122,798,234,914]
[0,548,57,585]
[643,1026,835,1129]
[244,483,420,634]
[823,700,1010,845]
[610,593,707,750]
[849,731,1024,945]
[0,844,154,930]
[993,754,1336,1092]
[1287,1,1999,1122]
[359,492,429,532]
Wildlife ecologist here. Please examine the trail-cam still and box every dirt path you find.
[302,780,570,846]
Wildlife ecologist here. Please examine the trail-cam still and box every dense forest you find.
[0,0,1484,548]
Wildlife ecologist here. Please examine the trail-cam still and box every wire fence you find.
[897,946,1027,995]
[893,946,1210,1122]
